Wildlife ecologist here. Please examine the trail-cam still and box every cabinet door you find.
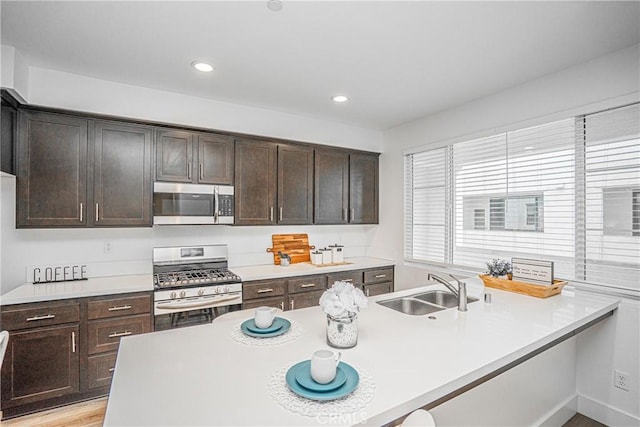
[278,144,313,224]
[16,111,88,227]
[289,289,324,311]
[314,149,349,224]
[93,121,152,226]
[242,296,285,311]
[1,325,80,408]
[235,138,277,225]
[363,282,393,297]
[349,153,379,224]
[155,129,194,182]
[198,133,234,185]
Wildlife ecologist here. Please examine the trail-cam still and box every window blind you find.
[404,103,639,293]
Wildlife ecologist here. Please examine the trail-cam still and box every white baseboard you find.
[537,394,578,427]
[578,394,640,427]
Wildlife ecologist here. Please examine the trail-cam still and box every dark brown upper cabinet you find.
[234,138,277,225]
[155,129,234,185]
[314,150,379,224]
[16,111,153,228]
[92,121,152,226]
[16,110,89,227]
[277,144,313,225]
[349,153,379,224]
[314,149,349,224]
[1,93,17,175]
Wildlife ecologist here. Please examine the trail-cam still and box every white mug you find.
[254,306,277,328]
[310,349,341,384]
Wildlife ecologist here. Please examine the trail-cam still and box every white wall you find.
[373,44,640,424]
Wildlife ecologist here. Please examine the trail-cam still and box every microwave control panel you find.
[218,195,234,216]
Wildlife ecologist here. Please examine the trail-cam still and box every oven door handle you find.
[156,294,241,310]
[214,187,219,224]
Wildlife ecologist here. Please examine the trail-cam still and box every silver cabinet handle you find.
[269,207,274,222]
[108,331,132,338]
[279,207,283,222]
[350,208,355,221]
[72,331,76,353]
[343,208,347,221]
[187,162,192,180]
[95,203,99,222]
[257,288,273,294]
[290,299,295,310]
[344,279,353,282]
[199,163,203,180]
[26,314,55,322]
[280,301,285,311]
[108,367,116,373]
[375,274,386,278]
[366,288,370,297]
[300,283,316,288]
[79,203,84,222]
[108,305,132,312]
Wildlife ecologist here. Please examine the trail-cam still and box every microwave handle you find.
[214,187,219,224]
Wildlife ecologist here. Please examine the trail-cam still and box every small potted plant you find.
[486,258,512,279]
[319,281,368,348]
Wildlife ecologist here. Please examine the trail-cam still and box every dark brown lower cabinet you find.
[363,282,393,297]
[0,291,153,420]
[288,290,325,311]
[0,325,80,407]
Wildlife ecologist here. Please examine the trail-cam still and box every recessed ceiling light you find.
[191,61,214,73]
[332,95,348,103]
[267,0,283,12]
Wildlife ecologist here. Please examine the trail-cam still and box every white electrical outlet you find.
[614,369,630,391]
[103,241,113,254]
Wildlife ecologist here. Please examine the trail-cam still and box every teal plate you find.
[241,317,290,338]
[294,360,347,392]
[286,361,359,401]
[243,317,284,334]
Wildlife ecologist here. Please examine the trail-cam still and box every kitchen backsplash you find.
[1,174,376,292]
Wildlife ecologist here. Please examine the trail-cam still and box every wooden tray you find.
[480,275,567,298]
[266,233,315,265]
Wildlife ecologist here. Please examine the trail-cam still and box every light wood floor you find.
[0,398,107,427]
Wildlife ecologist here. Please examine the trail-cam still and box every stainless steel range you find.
[152,245,242,331]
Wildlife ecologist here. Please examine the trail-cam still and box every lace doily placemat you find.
[267,365,375,418]
[230,319,303,346]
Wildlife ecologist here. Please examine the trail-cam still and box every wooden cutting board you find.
[266,233,315,265]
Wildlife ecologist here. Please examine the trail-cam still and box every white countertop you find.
[0,275,154,306]
[0,257,393,306]
[104,284,619,426]
[231,257,395,281]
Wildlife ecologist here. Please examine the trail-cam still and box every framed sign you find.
[511,258,554,285]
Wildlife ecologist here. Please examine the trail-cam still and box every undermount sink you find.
[377,290,478,315]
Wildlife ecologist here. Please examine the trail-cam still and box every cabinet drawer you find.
[327,270,363,286]
[88,294,151,320]
[364,268,394,284]
[87,352,118,390]
[287,275,327,294]
[242,296,285,311]
[87,314,151,355]
[243,279,286,300]
[1,302,80,330]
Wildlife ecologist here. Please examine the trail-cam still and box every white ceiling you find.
[1,1,639,130]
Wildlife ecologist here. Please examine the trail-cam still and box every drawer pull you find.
[366,289,370,297]
[108,367,116,373]
[344,279,353,282]
[256,288,274,294]
[290,300,295,310]
[72,331,76,353]
[280,301,285,311]
[300,283,316,288]
[26,314,56,322]
[375,274,387,278]
[108,331,132,338]
[108,305,132,312]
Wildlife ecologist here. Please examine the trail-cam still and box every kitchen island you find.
[104,283,618,426]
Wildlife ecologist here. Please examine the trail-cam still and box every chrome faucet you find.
[427,273,468,312]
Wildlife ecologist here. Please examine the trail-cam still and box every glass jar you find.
[326,312,358,348]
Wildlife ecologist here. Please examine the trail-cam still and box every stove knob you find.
[224,286,230,293]
[198,289,205,296]
[180,290,186,298]
[215,287,222,294]
[170,291,177,299]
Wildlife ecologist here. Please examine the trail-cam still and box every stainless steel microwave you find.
[153,182,234,225]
